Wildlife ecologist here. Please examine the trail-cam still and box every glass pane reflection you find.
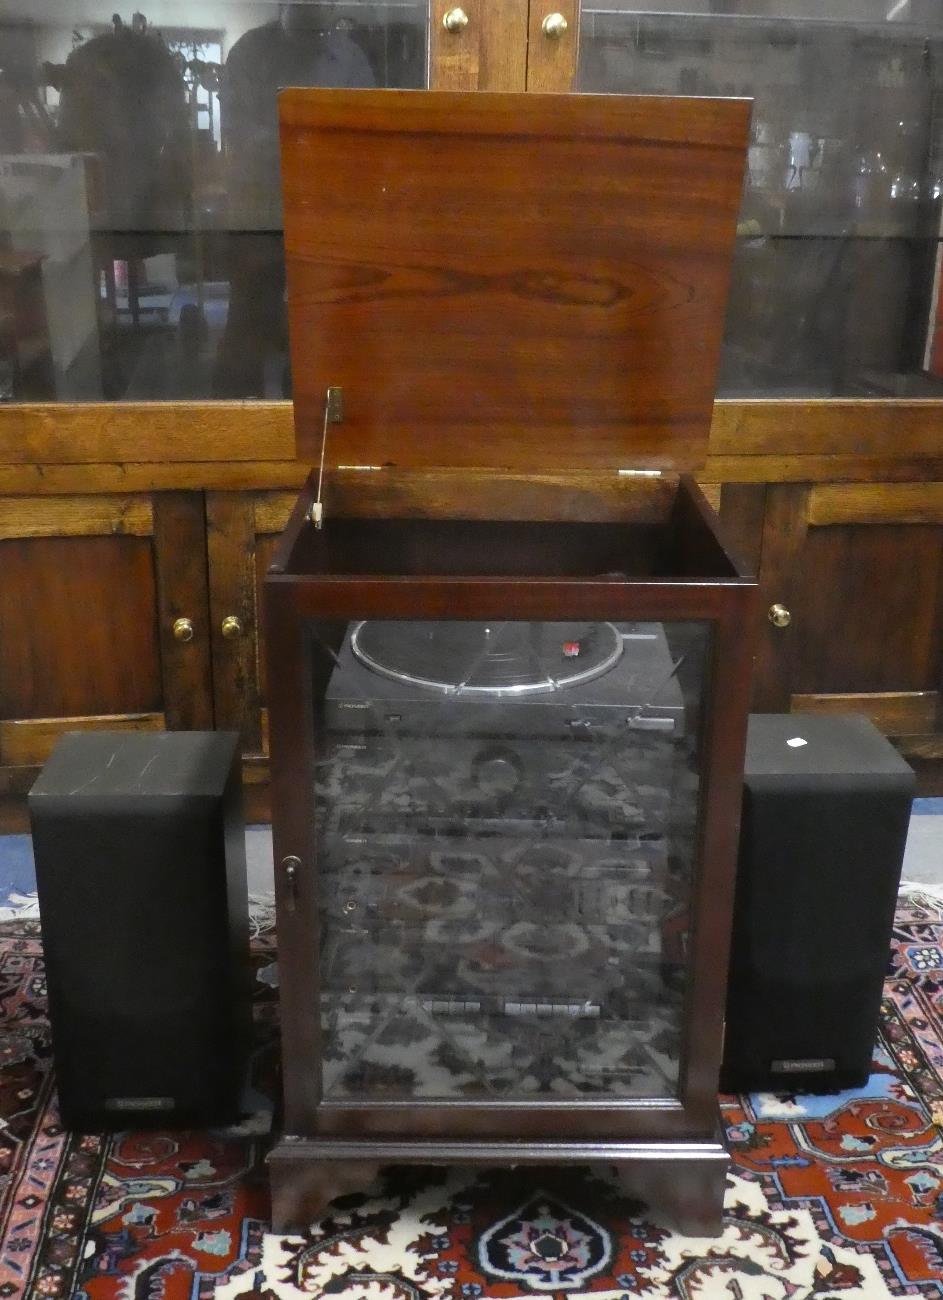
[0,2,426,401]
[312,619,709,1102]
[578,4,943,396]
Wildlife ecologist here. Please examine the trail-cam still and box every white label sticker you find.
[786,737,808,748]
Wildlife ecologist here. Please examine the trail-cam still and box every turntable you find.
[322,618,690,830]
[265,88,757,1234]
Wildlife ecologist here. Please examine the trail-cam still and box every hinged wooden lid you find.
[280,89,751,473]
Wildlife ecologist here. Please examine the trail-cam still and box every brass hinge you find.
[325,385,344,425]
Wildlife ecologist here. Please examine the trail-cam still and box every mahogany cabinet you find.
[263,88,757,1232]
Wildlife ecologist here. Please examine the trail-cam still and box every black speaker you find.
[28,731,251,1130]
[722,713,914,1093]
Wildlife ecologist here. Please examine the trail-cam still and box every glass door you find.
[309,616,710,1106]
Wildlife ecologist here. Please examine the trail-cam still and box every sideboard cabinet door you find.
[0,491,212,809]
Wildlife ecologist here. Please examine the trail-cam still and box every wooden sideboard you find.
[2,396,943,829]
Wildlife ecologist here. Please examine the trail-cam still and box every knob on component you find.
[542,11,569,37]
[172,617,194,643]
[768,603,792,629]
[221,615,243,639]
[442,7,469,32]
[471,744,524,798]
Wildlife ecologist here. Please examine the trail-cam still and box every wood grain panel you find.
[244,475,681,527]
[792,525,943,695]
[280,90,750,472]
[0,461,304,495]
[705,455,943,484]
[0,534,162,719]
[0,712,164,766]
[252,494,301,741]
[479,0,528,91]
[207,493,262,751]
[279,87,755,147]
[2,401,943,475]
[6,455,943,497]
[7,455,943,498]
[0,768,36,797]
[752,484,810,709]
[718,483,766,576]
[323,472,676,522]
[0,795,30,832]
[791,691,939,736]
[809,482,943,526]
[254,491,304,537]
[255,533,282,716]
[152,493,214,730]
[430,0,481,90]
[242,757,269,785]
[710,399,943,457]
[0,495,153,538]
[255,475,676,527]
[898,735,943,762]
[0,402,294,465]
[526,0,579,93]
[242,774,272,825]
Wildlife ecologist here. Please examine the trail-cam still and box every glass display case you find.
[577,0,943,397]
[264,89,758,1235]
[0,1,427,401]
[3,1,943,404]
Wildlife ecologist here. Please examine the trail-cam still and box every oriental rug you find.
[2,896,943,1298]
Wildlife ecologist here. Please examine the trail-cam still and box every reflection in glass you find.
[578,3,943,396]
[0,2,426,401]
[311,619,709,1102]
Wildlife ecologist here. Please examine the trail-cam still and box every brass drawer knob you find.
[768,603,792,629]
[172,617,194,643]
[542,12,569,38]
[221,614,243,639]
[442,7,469,32]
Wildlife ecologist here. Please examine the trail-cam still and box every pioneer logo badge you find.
[104,1096,175,1112]
[771,1058,835,1074]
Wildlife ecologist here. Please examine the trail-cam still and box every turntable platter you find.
[350,620,623,696]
